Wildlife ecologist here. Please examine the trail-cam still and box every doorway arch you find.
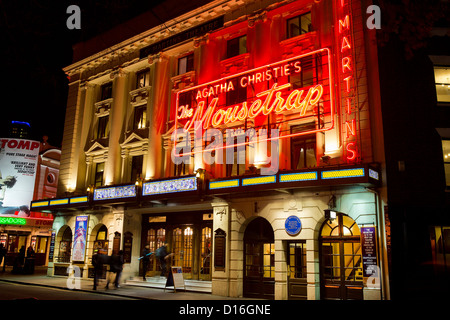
[319,212,363,300]
[243,217,275,299]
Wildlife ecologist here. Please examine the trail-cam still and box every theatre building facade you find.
[32,0,389,299]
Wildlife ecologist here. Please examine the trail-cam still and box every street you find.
[0,281,137,300]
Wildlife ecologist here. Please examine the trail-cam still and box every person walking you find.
[107,250,124,289]
[0,243,6,272]
[141,245,151,281]
[92,249,105,290]
[156,243,173,278]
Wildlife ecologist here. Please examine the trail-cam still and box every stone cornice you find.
[63,0,249,77]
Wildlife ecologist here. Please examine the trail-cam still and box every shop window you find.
[100,82,113,101]
[227,35,247,59]
[287,12,312,39]
[93,225,108,254]
[94,162,104,187]
[442,140,450,187]
[291,124,317,169]
[133,105,147,130]
[136,69,150,89]
[130,155,143,182]
[288,242,307,279]
[434,66,450,104]
[178,54,194,75]
[96,115,109,139]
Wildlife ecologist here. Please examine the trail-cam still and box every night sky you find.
[0,0,169,147]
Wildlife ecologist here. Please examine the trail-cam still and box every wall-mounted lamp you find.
[324,209,337,222]
[195,168,205,179]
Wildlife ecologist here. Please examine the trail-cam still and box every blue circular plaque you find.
[285,215,302,236]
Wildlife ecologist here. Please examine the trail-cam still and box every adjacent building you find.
[32,0,389,299]
[0,133,58,269]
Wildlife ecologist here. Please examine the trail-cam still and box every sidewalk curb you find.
[0,277,154,300]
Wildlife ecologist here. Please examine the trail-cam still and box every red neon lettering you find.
[342,56,352,73]
[339,15,350,33]
[343,76,352,92]
[346,142,357,160]
[341,36,351,52]
[346,98,351,114]
[184,83,324,130]
[346,119,356,137]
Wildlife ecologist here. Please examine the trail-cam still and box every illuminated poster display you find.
[175,48,334,155]
[72,216,88,262]
[0,138,40,217]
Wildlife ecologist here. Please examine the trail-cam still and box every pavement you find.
[0,266,247,301]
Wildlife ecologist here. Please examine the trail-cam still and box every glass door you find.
[320,213,363,300]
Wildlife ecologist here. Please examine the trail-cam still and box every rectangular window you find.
[94,162,104,187]
[178,54,194,75]
[288,241,307,279]
[227,35,247,59]
[291,124,317,169]
[434,66,450,104]
[133,105,147,130]
[100,82,113,101]
[289,56,315,89]
[136,69,150,88]
[442,140,450,187]
[97,115,109,139]
[130,155,143,182]
[287,12,312,39]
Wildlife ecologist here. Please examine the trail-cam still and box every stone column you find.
[211,199,231,297]
[105,69,128,185]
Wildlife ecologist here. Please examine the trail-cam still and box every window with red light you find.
[287,12,312,39]
[290,123,317,169]
[227,35,247,59]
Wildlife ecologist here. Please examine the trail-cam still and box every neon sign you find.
[0,217,26,225]
[336,0,359,162]
[175,48,334,141]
